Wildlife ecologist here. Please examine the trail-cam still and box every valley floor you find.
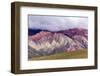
[29,49,87,61]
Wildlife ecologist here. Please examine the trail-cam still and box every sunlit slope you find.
[29,49,87,60]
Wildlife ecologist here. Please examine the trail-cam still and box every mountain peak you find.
[29,31,52,41]
[28,28,88,58]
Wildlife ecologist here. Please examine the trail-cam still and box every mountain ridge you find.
[28,28,88,59]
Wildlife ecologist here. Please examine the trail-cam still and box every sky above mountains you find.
[28,15,88,32]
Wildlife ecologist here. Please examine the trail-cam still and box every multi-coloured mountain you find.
[28,28,88,59]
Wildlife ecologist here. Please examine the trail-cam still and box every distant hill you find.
[28,29,42,36]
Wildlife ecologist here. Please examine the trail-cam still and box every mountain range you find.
[28,28,88,59]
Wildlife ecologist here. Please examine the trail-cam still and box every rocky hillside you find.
[28,28,88,59]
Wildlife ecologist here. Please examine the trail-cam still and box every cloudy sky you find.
[28,15,88,31]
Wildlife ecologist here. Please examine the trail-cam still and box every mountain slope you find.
[28,28,88,59]
[29,49,87,60]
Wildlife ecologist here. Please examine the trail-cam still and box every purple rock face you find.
[59,28,88,39]
[28,28,88,58]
